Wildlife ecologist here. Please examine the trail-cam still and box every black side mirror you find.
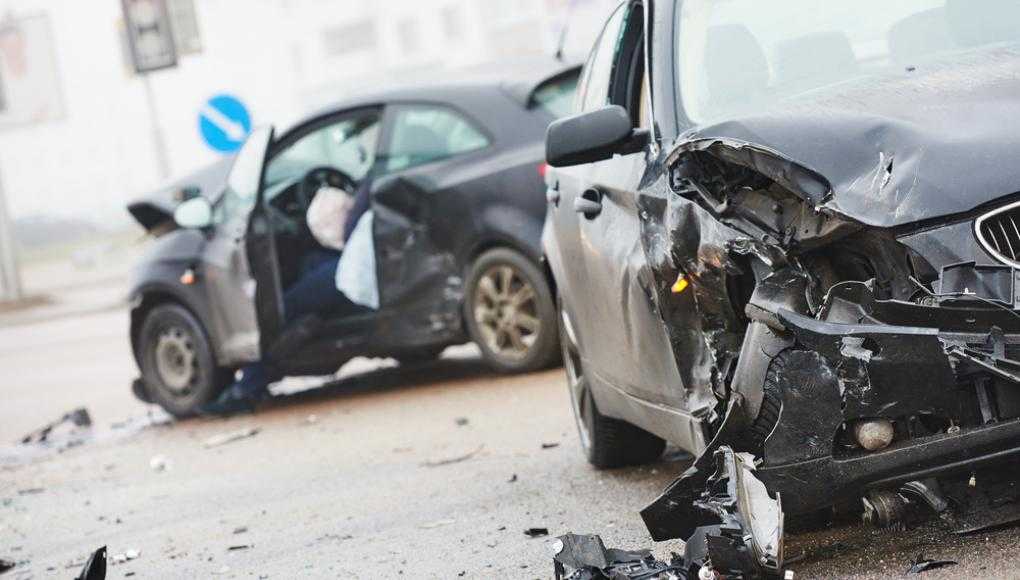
[545,105,650,168]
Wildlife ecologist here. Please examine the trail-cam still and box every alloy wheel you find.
[473,265,542,361]
[154,326,198,395]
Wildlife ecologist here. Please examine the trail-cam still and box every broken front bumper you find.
[759,281,1020,514]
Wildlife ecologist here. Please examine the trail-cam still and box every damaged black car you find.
[128,61,579,416]
[544,0,1020,575]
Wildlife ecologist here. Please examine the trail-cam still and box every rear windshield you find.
[678,0,1020,124]
[530,70,581,118]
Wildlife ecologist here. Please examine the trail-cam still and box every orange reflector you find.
[671,274,689,294]
[180,269,196,285]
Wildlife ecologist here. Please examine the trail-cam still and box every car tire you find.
[559,298,665,469]
[138,303,230,418]
[464,248,559,373]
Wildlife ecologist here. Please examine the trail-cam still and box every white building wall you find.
[0,0,616,226]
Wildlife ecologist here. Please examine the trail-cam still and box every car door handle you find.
[574,189,603,219]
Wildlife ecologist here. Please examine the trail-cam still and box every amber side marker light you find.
[180,268,196,285]
[671,274,689,294]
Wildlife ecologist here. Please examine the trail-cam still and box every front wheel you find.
[138,303,231,417]
[464,248,559,373]
[560,298,665,469]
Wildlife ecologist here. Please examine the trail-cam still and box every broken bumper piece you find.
[633,447,784,579]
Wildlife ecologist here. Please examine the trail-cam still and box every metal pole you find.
[0,160,23,301]
[142,73,171,180]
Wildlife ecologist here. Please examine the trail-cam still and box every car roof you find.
[286,57,581,133]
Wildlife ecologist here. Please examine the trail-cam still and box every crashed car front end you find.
[639,122,1020,544]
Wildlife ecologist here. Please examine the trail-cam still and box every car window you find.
[265,112,381,189]
[607,3,649,129]
[383,105,490,173]
[530,70,581,118]
[676,0,1020,124]
[579,5,628,113]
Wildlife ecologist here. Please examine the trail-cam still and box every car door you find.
[200,127,275,364]
[551,3,684,407]
[370,103,494,343]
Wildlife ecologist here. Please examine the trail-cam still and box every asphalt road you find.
[3,307,1020,579]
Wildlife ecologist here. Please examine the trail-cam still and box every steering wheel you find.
[296,166,358,213]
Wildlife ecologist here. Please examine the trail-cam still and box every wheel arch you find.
[130,284,219,367]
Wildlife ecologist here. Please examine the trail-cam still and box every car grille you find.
[976,201,1020,266]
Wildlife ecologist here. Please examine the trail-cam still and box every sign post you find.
[122,0,177,179]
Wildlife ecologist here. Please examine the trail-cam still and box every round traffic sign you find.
[198,94,252,153]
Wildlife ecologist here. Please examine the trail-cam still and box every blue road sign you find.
[198,94,251,153]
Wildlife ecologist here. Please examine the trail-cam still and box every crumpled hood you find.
[678,44,1020,229]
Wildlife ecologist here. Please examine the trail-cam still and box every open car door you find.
[236,127,287,354]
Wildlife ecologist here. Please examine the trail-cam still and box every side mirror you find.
[545,105,650,167]
[173,197,213,229]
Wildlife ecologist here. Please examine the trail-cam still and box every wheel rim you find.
[154,326,198,395]
[473,265,541,361]
[560,305,591,451]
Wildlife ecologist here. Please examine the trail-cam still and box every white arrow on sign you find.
[200,103,247,142]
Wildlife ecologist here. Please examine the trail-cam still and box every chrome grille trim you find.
[976,200,1020,268]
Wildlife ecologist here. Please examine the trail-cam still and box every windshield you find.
[678,0,1020,124]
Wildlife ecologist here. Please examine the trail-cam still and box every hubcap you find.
[473,265,541,360]
[561,306,591,450]
[154,327,197,394]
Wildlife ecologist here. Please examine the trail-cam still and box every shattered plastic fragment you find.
[551,533,688,580]
[74,546,106,580]
[202,427,260,448]
[524,528,550,538]
[907,555,957,575]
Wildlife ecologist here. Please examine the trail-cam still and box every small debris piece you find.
[203,427,260,449]
[421,445,483,467]
[20,407,92,444]
[508,474,518,483]
[541,442,560,449]
[0,558,14,574]
[420,519,456,530]
[454,417,469,426]
[524,528,549,538]
[110,549,140,564]
[908,555,958,574]
[227,545,251,551]
[17,488,44,495]
[552,534,687,580]
[149,455,171,472]
[74,546,107,580]
[305,414,318,425]
[233,526,248,535]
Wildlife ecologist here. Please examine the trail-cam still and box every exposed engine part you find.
[853,419,895,451]
[861,490,909,529]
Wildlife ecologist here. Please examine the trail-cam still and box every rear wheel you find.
[138,303,230,417]
[464,248,559,373]
[560,298,665,469]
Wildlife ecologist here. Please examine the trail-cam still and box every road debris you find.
[17,488,44,496]
[454,417,469,427]
[232,526,248,535]
[524,527,549,538]
[110,549,140,564]
[203,427,260,449]
[74,546,106,580]
[507,474,518,483]
[541,442,560,449]
[907,555,958,575]
[149,455,171,472]
[0,558,14,575]
[18,407,93,452]
[421,445,483,467]
[227,545,251,552]
[552,533,688,580]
